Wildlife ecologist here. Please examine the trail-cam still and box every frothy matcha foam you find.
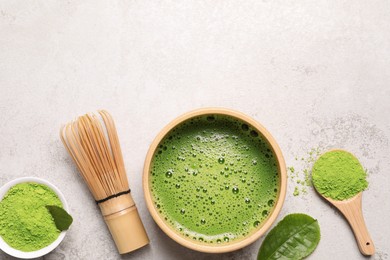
[150,115,279,244]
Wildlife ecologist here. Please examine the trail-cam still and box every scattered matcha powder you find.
[0,183,63,252]
[293,186,300,196]
[312,150,368,200]
[288,147,323,196]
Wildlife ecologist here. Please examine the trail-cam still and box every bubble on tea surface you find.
[241,124,249,131]
[165,170,173,178]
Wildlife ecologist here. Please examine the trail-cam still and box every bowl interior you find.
[0,177,69,259]
[143,108,286,253]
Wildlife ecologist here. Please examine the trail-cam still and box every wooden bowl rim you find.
[143,107,287,253]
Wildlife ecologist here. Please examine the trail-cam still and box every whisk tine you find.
[79,116,113,196]
[99,110,129,189]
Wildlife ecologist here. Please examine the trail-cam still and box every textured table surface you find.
[1,1,389,259]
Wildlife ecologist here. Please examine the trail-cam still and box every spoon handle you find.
[335,193,375,256]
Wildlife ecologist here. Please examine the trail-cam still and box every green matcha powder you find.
[312,150,368,201]
[0,183,63,251]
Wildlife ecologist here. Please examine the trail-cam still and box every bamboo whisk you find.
[60,110,149,254]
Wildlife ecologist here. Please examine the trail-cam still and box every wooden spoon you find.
[318,191,375,255]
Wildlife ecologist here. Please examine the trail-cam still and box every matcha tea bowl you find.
[0,177,69,259]
[143,108,287,253]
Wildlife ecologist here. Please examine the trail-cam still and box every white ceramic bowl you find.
[0,177,69,259]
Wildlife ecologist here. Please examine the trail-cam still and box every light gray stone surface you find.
[1,1,389,259]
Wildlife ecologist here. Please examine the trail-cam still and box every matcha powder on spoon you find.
[0,183,63,251]
[312,150,368,201]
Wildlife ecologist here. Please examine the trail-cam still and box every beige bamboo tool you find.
[318,191,375,255]
[60,110,149,254]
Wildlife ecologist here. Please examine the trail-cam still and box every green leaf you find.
[46,205,73,231]
[258,213,320,260]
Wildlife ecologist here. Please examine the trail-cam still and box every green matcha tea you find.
[150,115,280,244]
